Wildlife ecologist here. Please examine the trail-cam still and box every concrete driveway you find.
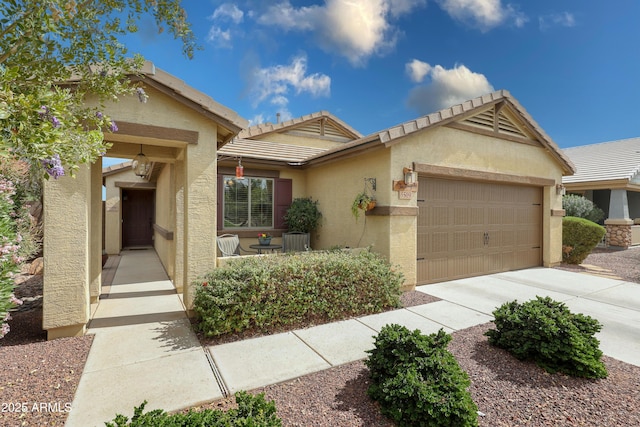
[417,267,640,366]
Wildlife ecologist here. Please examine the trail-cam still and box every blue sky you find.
[118,0,640,150]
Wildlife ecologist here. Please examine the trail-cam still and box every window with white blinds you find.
[223,176,274,228]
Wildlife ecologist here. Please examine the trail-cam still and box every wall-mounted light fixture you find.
[556,183,566,196]
[132,144,151,177]
[403,167,417,186]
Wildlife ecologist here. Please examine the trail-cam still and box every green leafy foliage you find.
[1,157,44,338]
[562,216,606,264]
[283,197,322,233]
[0,0,196,177]
[365,325,478,427]
[194,250,402,337]
[105,391,281,426]
[562,194,605,223]
[485,296,608,379]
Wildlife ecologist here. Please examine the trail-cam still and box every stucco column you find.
[43,165,91,339]
[181,140,218,311]
[104,172,120,255]
[90,159,102,303]
[174,156,185,293]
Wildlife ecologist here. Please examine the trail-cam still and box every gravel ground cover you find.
[2,247,639,426]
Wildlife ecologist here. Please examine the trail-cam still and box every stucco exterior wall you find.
[154,163,175,279]
[306,148,391,253]
[43,165,93,339]
[390,126,565,269]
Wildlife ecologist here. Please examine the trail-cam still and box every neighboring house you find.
[216,90,575,288]
[44,62,247,339]
[562,137,640,248]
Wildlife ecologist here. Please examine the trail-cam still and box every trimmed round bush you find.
[194,250,402,337]
[366,325,479,427]
[562,216,606,264]
[485,296,607,379]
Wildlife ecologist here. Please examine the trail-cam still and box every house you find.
[562,137,640,248]
[99,86,574,343]
[217,90,574,287]
[43,62,247,339]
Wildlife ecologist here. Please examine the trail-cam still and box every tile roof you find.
[562,137,640,184]
[307,90,576,175]
[218,138,327,164]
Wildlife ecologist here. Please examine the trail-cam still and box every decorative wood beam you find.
[113,121,199,145]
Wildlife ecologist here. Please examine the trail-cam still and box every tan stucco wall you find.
[390,126,565,269]
[43,165,93,339]
[306,148,391,252]
[154,163,175,279]
[304,126,566,289]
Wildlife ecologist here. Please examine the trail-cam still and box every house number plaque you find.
[398,190,412,200]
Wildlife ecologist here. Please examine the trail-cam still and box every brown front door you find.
[417,178,542,285]
[122,189,154,248]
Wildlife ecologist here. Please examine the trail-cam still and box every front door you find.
[122,189,154,248]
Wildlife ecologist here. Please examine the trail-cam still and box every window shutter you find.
[274,178,292,229]
[217,174,223,230]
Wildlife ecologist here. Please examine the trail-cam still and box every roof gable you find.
[239,111,362,142]
[376,90,575,175]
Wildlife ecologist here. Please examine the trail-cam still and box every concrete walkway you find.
[66,250,640,426]
[66,249,223,427]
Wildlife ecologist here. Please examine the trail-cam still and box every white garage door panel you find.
[417,177,542,285]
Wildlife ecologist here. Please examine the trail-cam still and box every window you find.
[223,176,274,228]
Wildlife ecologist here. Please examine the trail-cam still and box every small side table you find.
[249,244,283,254]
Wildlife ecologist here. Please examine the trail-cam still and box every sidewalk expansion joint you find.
[204,347,230,398]
[292,331,335,367]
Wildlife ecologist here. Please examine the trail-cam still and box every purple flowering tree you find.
[0,0,196,179]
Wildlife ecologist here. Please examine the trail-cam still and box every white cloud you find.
[249,54,331,108]
[206,27,233,48]
[211,3,244,24]
[207,4,245,48]
[257,0,426,66]
[406,63,494,114]
[436,0,527,31]
[406,59,432,83]
[539,12,576,31]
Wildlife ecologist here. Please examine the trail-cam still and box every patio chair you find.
[216,234,256,257]
[282,232,311,253]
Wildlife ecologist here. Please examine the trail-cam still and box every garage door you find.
[417,177,542,285]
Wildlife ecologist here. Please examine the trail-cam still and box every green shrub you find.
[562,216,606,264]
[105,391,282,426]
[485,296,607,379]
[365,324,478,427]
[194,250,402,337]
[562,194,605,223]
[283,197,322,233]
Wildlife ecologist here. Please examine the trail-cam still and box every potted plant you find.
[351,192,376,221]
[257,232,272,245]
[284,197,322,233]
